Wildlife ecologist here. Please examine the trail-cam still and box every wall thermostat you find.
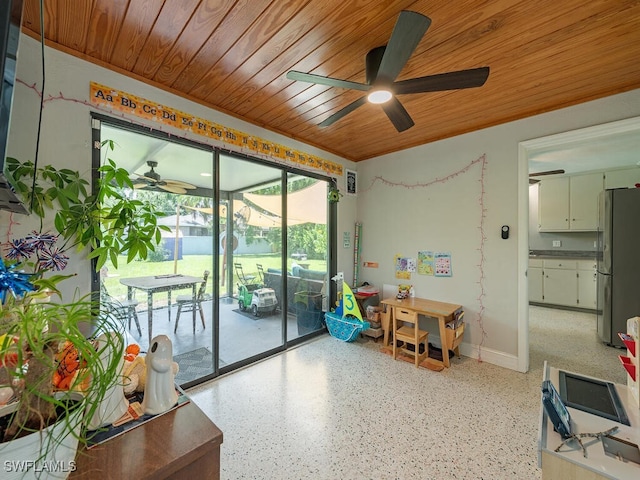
[501,225,509,239]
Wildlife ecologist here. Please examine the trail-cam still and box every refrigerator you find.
[596,188,640,347]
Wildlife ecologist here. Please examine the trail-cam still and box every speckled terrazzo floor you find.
[188,306,625,480]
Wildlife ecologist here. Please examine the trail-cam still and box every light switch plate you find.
[552,240,562,247]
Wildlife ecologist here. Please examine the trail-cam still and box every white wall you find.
[1,36,358,300]
[359,88,640,371]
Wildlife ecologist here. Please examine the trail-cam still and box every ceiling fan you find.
[132,161,197,194]
[529,169,565,184]
[286,10,490,132]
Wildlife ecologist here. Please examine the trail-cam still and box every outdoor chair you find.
[100,283,142,336]
[234,263,256,285]
[174,270,210,333]
[256,263,265,283]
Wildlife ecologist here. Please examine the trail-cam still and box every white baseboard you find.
[457,343,522,372]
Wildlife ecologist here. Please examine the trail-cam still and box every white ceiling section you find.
[101,124,328,225]
[528,128,640,175]
[101,124,299,193]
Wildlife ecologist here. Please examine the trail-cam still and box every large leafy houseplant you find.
[4,140,169,270]
[0,141,168,469]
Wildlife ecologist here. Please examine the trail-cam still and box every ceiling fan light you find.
[367,90,392,104]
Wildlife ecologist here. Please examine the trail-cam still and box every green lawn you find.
[103,253,327,301]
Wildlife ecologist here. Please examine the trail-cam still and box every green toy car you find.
[237,283,278,317]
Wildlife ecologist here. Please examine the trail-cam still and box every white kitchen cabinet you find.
[538,173,603,231]
[576,259,597,309]
[528,259,544,303]
[531,258,597,310]
[542,260,578,307]
[604,167,640,189]
[538,177,569,230]
[569,173,603,230]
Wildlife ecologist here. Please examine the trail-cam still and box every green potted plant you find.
[0,141,169,478]
[4,139,170,271]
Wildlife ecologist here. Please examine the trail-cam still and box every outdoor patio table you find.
[119,274,202,344]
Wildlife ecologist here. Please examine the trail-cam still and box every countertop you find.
[529,249,597,259]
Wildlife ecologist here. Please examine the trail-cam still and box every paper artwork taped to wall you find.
[418,251,435,276]
[394,255,411,280]
[434,252,452,277]
[406,258,416,272]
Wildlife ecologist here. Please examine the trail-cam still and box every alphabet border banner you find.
[90,82,343,177]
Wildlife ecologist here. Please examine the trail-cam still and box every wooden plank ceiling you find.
[20,0,640,162]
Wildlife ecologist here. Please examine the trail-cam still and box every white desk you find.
[539,363,640,479]
[380,297,462,368]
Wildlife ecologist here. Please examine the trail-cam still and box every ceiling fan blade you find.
[381,97,414,132]
[319,96,368,127]
[529,179,541,184]
[529,169,565,177]
[133,182,148,189]
[159,184,187,194]
[376,11,431,84]
[394,67,490,95]
[286,71,369,91]
[133,174,158,183]
[165,179,197,189]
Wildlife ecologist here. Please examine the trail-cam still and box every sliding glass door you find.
[94,115,333,386]
[218,154,285,366]
[285,173,329,341]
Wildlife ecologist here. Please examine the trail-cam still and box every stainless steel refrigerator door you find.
[596,271,612,344]
[609,188,640,348]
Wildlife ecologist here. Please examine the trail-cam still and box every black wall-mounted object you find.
[0,0,28,214]
[501,225,509,239]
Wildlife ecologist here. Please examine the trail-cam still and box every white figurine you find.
[87,332,129,430]
[142,335,178,415]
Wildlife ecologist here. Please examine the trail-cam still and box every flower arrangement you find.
[0,231,70,301]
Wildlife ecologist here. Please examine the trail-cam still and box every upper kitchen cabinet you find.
[604,167,640,189]
[569,172,603,230]
[538,177,569,230]
[538,173,603,231]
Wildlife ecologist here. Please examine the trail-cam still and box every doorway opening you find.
[518,116,640,373]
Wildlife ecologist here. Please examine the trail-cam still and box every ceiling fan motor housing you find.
[285,11,489,132]
[144,160,161,181]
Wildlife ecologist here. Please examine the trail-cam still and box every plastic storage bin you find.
[295,291,324,335]
[294,291,323,310]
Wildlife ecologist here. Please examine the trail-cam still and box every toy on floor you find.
[326,274,370,342]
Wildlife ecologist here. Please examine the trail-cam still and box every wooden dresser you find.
[70,401,223,479]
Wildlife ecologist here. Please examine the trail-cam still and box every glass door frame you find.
[91,114,337,383]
